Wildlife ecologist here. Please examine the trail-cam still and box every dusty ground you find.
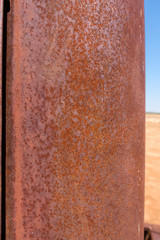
[145,113,160,225]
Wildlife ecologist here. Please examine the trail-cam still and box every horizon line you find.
[146,111,160,114]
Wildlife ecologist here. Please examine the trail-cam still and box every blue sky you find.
[145,0,160,113]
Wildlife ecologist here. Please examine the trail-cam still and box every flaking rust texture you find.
[6,0,145,239]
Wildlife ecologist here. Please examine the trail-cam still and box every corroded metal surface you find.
[145,224,160,240]
[6,0,145,239]
[0,0,3,235]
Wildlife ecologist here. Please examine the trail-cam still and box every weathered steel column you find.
[6,0,145,239]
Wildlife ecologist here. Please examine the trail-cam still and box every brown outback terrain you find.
[145,113,160,225]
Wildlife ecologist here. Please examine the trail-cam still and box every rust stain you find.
[6,0,145,239]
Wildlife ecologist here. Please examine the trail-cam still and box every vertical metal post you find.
[0,0,4,235]
[6,0,145,239]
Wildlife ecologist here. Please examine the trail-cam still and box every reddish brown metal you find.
[6,0,145,239]
[0,0,3,234]
[145,224,160,240]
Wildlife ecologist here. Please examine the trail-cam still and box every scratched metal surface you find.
[6,0,145,239]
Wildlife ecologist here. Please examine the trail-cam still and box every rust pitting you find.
[6,0,145,239]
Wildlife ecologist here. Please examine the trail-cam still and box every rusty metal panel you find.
[6,0,145,239]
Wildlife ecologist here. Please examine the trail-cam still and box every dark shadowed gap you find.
[1,0,10,238]
[144,230,152,240]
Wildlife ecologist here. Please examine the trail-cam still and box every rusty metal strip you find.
[6,0,145,239]
[0,0,4,236]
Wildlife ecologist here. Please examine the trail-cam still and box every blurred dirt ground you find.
[145,113,160,225]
